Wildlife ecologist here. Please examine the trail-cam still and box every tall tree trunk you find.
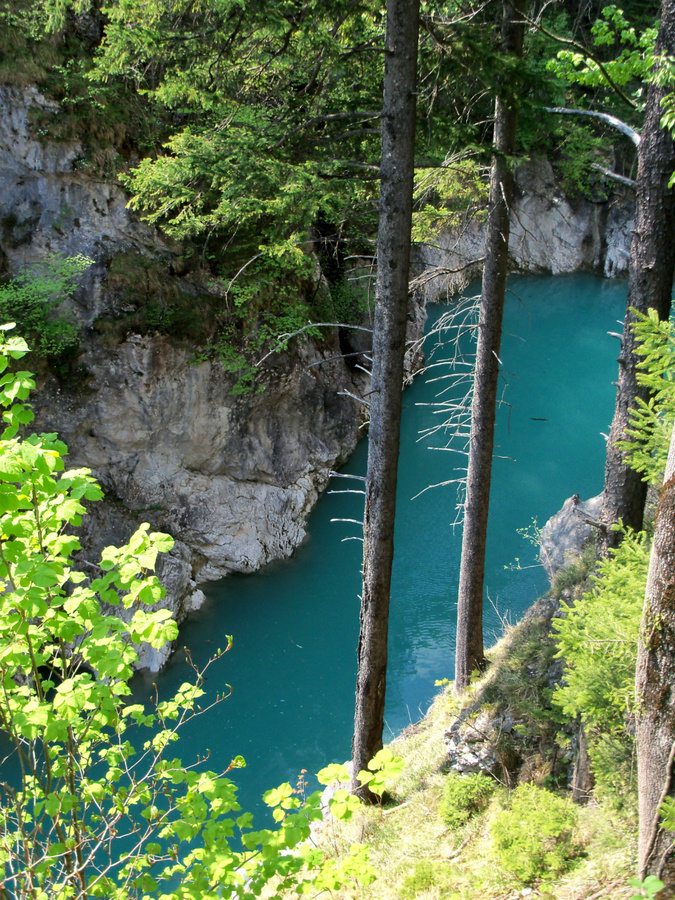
[351,0,419,798]
[454,0,525,693]
[637,424,675,894]
[600,0,675,553]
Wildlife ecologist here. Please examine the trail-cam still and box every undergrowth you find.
[306,551,637,900]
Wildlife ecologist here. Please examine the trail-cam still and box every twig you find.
[257,322,373,366]
[585,879,624,900]
[591,163,637,189]
[447,833,472,860]
[330,471,366,482]
[338,390,370,406]
[382,802,409,817]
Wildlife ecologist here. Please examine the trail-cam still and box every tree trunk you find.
[454,0,525,693]
[636,424,675,894]
[600,0,675,552]
[351,0,419,798]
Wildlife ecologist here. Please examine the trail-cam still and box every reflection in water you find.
[132,273,626,819]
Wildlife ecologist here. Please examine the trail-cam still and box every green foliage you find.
[541,5,653,193]
[0,325,386,898]
[198,336,260,396]
[547,5,656,101]
[0,254,91,365]
[628,875,665,900]
[491,783,579,884]
[661,796,675,833]
[412,158,489,242]
[68,0,384,283]
[554,123,612,199]
[550,540,598,597]
[553,308,675,810]
[553,530,649,730]
[357,747,406,797]
[479,611,566,785]
[314,751,407,817]
[553,529,650,805]
[0,0,64,87]
[399,859,452,899]
[438,772,495,830]
[620,310,675,485]
[329,279,371,328]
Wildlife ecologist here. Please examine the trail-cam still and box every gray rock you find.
[444,733,500,776]
[414,159,633,303]
[539,493,603,580]
[0,86,169,328]
[32,331,363,581]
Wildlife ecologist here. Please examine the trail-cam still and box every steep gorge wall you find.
[0,84,369,668]
[0,85,634,669]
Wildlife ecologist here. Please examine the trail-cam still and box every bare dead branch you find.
[544,107,641,146]
[590,162,637,189]
[256,322,373,365]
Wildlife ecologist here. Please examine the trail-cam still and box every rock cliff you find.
[0,84,372,667]
[0,85,632,669]
[415,159,633,302]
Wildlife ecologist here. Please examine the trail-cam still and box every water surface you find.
[137,273,626,818]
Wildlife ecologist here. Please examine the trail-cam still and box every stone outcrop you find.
[0,86,170,320]
[415,159,633,303]
[539,492,603,580]
[32,332,362,581]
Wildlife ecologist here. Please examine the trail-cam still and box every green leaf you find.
[317,762,350,785]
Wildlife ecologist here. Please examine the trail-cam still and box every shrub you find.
[491,783,579,884]
[438,772,495,830]
[400,860,441,899]
[553,529,649,806]
[0,325,380,899]
[0,254,91,364]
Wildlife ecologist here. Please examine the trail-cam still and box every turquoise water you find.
[134,273,626,820]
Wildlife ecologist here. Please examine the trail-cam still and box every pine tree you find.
[351,0,420,800]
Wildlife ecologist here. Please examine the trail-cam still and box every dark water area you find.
[133,273,626,823]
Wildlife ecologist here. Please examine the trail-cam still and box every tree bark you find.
[454,0,525,693]
[637,424,675,894]
[600,0,675,552]
[351,0,419,798]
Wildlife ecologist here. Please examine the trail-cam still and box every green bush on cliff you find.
[0,253,91,364]
[438,772,495,830]
[553,529,649,806]
[491,783,579,884]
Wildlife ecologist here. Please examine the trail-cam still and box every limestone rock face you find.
[415,159,633,302]
[539,493,604,580]
[508,160,604,275]
[27,330,364,672]
[31,332,361,568]
[603,198,634,278]
[0,86,169,324]
[0,85,371,668]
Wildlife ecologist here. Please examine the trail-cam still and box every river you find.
[132,272,627,820]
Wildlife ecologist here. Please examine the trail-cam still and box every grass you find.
[305,575,637,900]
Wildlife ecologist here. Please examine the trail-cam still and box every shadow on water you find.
[130,273,627,823]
